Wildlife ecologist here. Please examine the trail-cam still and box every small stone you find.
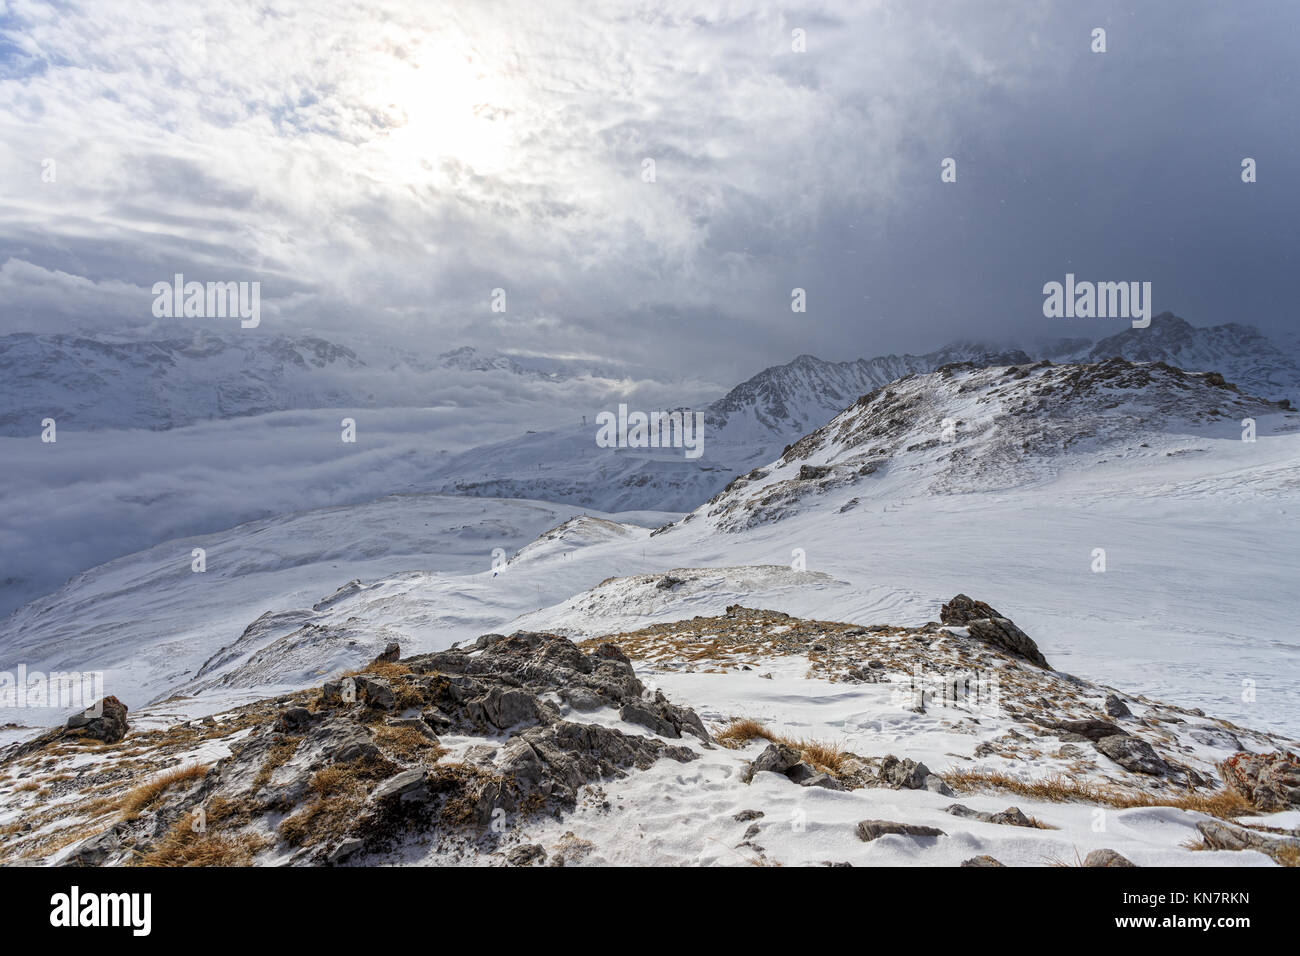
[1083,848,1136,867]
[505,844,546,867]
[855,820,946,842]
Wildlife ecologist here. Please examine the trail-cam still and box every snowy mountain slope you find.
[3,601,1295,868]
[704,344,1033,442]
[424,315,1300,514]
[690,356,1294,532]
[0,494,677,728]
[1048,312,1300,401]
[424,345,1038,513]
[6,363,1297,739]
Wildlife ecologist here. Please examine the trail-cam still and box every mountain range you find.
[3,312,1296,440]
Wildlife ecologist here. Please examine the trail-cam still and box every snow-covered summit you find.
[694,356,1294,531]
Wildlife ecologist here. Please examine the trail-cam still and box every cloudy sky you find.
[0,0,1296,381]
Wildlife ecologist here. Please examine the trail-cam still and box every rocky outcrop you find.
[1217,751,1300,811]
[56,630,705,867]
[940,595,1050,669]
[878,755,953,795]
[939,594,1003,625]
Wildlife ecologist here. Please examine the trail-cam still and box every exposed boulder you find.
[878,755,953,796]
[742,742,802,783]
[1104,694,1133,719]
[1095,734,1169,776]
[961,855,1005,867]
[940,595,1050,668]
[939,594,1003,625]
[66,696,129,744]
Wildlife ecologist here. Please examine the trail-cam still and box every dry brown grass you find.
[119,763,210,820]
[278,756,393,848]
[714,718,769,747]
[251,736,300,790]
[372,725,446,763]
[944,768,1255,820]
[714,718,849,774]
[138,827,267,866]
[345,661,412,681]
[12,780,39,792]
[1273,844,1300,867]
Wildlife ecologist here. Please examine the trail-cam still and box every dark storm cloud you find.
[0,0,1295,381]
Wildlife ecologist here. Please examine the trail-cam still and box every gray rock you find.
[468,686,539,730]
[799,771,845,791]
[1094,734,1169,775]
[370,769,430,803]
[855,820,946,842]
[1189,728,1243,751]
[275,706,314,733]
[64,824,128,866]
[65,696,129,744]
[964,617,1051,669]
[384,716,440,741]
[945,804,1034,827]
[939,594,1004,625]
[327,838,365,864]
[1196,819,1300,854]
[561,687,606,712]
[924,774,954,796]
[1104,694,1133,719]
[878,754,951,794]
[618,700,680,738]
[743,742,803,783]
[1052,719,1128,742]
[734,809,765,822]
[1083,848,1136,867]
[960,855,1005,867]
